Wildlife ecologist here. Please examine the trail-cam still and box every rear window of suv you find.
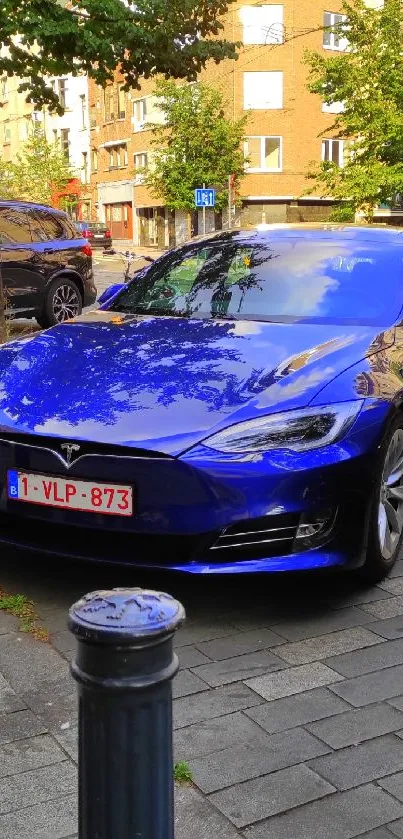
[30,210,77,242]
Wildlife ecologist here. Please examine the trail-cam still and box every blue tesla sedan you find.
[0,224,403,580]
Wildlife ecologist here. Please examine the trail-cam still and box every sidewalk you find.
[0,611,240,839]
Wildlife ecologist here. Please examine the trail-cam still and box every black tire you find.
[359,414,403,583]
[37,278,82,328]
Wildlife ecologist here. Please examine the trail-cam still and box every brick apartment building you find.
[87,0,385,246]
[0,74,92,218]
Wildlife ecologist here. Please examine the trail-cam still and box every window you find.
[0,77,7,101]
[133,152,148,183]
[243,72,283,109]
[322,138,344,166]
[244,136,282,171]
[118,85,126,119]
[240,5,284,44]
[81,151,88,184]
[133,98,147,130]
[30,210,68,241]
[323,12,348,50]
[58,79,67,109]
[104,85,115,122]
[80,94,86,129]
[91,148,98,172]
[90,106,97,129]
[60,128,70,161]
[108,143,127,169]
[109,240,403,327]
[0,208,32,244]
[322,100,345,114]
[19,117,30,142]
[2,122,11,144]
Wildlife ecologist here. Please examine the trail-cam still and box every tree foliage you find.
[305,0,403,218]
[0,131,74,204]
[0,0,238,113]
[142,79,247,212]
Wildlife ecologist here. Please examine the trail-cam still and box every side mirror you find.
[98,283,126,306]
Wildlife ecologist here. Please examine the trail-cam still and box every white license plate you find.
[94,234,104,238]
[7,470,133,517]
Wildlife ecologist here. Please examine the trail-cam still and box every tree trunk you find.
[186,211,192,242]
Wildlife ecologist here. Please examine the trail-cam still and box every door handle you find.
[44,248,54,254]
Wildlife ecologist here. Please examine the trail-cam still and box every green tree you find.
[0,131,74,204]
[0,0,238,113]
[141,79,247,221]
[304,0,403,220]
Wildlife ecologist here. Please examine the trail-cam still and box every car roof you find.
[188,223,403,247]
[0,199,67,217]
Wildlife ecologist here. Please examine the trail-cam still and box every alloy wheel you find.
[378,429,403,560]
[52,284,81,322]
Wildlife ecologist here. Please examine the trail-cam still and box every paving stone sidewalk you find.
[3,556,403,837]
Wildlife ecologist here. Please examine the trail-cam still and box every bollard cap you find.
[68,587,185,644]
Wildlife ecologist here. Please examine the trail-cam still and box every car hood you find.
[0,312,390,456]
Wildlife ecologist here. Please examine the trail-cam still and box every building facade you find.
[87,0,386,246]
[0,74,91,217]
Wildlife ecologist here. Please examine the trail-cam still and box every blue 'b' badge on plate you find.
[7,471,19,499]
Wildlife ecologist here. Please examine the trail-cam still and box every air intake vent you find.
[210,514,299,554]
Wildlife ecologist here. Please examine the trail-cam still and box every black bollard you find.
[68,587,185,839]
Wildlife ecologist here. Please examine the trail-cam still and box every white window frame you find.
[0,77,8,101]
[108,143,128,169]
[132,97,147,131]
[244,136,283,172]
[133,151,148,183]
[322,138,344,166]
[240,5,284,45]
[2,122,11,144]
[243,71,283,110]
[323,11,348,51]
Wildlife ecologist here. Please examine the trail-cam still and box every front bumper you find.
[0,426,375,574]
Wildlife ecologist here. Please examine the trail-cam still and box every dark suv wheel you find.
[37,278,82,328]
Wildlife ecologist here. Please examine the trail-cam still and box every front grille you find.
[210,513,300,559]
[0,432,170,460]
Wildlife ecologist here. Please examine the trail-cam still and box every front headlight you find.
[203,401,363,454]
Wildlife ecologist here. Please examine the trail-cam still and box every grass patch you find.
[0,591,49,642]
[174,761,193,784]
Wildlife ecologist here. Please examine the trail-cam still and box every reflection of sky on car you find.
[118,242,399,324]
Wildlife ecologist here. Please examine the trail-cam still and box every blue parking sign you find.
[195,188,216,208]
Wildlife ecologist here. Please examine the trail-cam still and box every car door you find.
[28,209,67,276]
[0,205,46,316]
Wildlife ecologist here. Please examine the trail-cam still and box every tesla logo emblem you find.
[60,443,81,466]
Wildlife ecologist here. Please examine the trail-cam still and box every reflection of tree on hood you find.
[0,317,256,432]
[186,245,279,319]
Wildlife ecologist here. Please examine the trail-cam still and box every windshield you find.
[109,238,403,325]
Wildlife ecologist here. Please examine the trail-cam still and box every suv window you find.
[30,210,68,242]
[61,216,80,239]
[0,207,32,244]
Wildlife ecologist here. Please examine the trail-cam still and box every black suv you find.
[0,200,96,327]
